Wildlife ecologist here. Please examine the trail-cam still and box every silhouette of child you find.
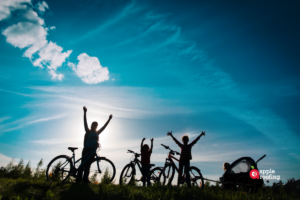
[167,131,205,188]
[219,162,231,182]
[140,138,153,187]
[76,106,113,183]
[220,162,235,189]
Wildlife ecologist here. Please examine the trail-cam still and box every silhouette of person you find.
[140,138,153,187]
[219,162,231,182]
[167,131,205,188]
[76,106,113,183]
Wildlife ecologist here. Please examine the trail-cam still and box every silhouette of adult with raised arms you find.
[76,106,113,183]
[167,131,205,188]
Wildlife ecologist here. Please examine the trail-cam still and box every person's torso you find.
[141,150,152,164]
[180,144,192,160]
[84,131,99,148]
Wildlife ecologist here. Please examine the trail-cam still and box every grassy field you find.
[0,159,299,200]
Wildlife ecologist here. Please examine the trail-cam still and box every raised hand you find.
[142,138,146,141]
[167,131,172,136]
[150,138,154,142]
[201,131,205,136]
[109,114,113,120]
[83,106,87,112]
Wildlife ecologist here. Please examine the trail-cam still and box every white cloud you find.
[2,21,48,58]
[0,0,31,21]
[1,1,73,81]
[33,41,72,79]
[68,53,109,84]
[34,1,48,14]
[1,0,108,83]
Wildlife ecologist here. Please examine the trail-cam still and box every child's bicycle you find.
[119,149,166,186]
[46,147,116,183]
[160,144,204,188]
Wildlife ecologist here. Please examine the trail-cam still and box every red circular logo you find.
[250,169,259,179]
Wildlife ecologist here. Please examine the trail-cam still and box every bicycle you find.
[160,144,204,188]
[119,149,165,186]
[46,147,116,183]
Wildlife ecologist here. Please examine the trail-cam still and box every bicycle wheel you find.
[46,155,73,182]
[119,164,134,185]
[163,164,175,185]
[89,158,116,184]
[150,167,165,186]
[189,166,204,189]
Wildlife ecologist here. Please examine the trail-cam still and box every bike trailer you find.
[222,155,265,192]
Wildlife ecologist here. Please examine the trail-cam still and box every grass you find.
[0,159,299,200]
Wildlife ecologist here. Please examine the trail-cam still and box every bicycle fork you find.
[164,159,172,178]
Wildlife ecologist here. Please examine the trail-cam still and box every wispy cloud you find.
[73,1,143,44]
[0,88,32,97]
[27,115,65,124]
[0,114,66,134]
[0,116,11,123]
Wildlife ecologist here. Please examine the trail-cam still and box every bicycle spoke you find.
[120,164,134,185]
[189,167,204,189]
[46,156,72,182]
[150,167,165,186]
[89,158,116,184]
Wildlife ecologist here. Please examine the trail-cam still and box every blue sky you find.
[0,0,300,184]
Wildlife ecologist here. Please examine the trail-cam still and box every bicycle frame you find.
[123,152,146,181]
[133,157,143,175]
[62,147,105,174]
[165,152,186,181]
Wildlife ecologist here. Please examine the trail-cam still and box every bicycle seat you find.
[68,147,78,152]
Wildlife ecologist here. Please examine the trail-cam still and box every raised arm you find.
[97,114,113,135]
[83,106,90,133]
[190,131,205,146]
[141,138,145,150]
[167,131,182,147]
[150,138,154,151]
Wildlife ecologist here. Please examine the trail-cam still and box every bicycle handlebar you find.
[127,150,142,157]
[161,144,181,155]
[161,144,169,149]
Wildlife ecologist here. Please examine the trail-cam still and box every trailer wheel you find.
[235,176,256,193]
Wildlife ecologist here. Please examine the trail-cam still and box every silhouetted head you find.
[91,121,98,132]
[182,135,189,145]
[223,162,230,171]
[142,144,150,152]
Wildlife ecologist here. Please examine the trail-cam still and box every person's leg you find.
[184,160,191,188]
[76,148,88,183]
[146,165,151,187]
[83,159,93,183]
[76,168,83,183]
[177,162,183,186]
[82,148,94,183]
[141,164,146,186]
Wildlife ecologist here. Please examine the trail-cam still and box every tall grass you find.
[0,158,300,200]
[0,159,45,180]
